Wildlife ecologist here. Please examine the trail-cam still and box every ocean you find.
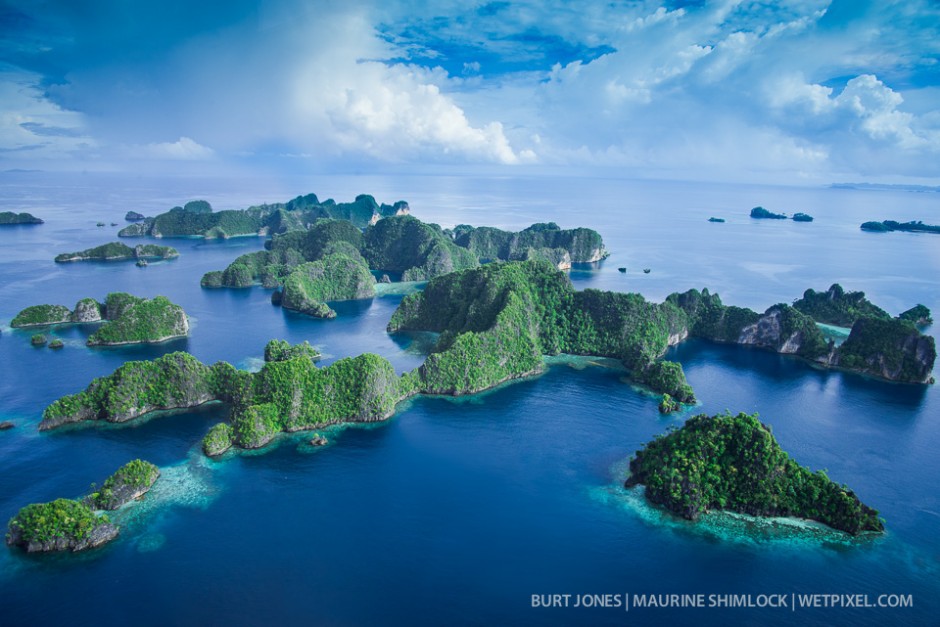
[0,171,937,626]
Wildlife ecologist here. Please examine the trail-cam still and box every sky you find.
[1,0,939,184]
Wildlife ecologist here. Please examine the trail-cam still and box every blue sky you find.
[1,0,939,183]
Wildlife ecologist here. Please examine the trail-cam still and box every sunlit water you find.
[0,171,937,626]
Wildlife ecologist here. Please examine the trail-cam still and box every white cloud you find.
[0,68,92,160]
[139,136,215,160]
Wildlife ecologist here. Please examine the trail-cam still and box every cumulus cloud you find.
[1,0,939,181]
[138,136,215,160]
[0,68,93,161]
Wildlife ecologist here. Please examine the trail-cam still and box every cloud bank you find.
[1,0,938,182]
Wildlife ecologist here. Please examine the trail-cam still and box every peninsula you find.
[625,412,884,535]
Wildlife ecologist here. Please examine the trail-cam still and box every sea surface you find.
[0,171,938,626]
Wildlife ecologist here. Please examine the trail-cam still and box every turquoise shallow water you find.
[0,172,937,626]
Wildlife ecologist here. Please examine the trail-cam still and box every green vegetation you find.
[750,207,787,219]
[626,412,884,535]
[264,339,320,362]
[452,222,607,264]
[87,295,188,345]
[363,215,479,281]
[203,216,607,290]
[54,241,178,262]
[87,459,160,510]
[119,192,406,239]
[793,284,891,327]
[0,211,43,225]
[41,352,240,429]
[835,318,936,383]
[6,499,111,550]
[635,361,695,403]
[49,339,64,349]
[279,253,376,317]
[232,402,281,449]
[658,394,680,414]
[31,334,47,346]
[203,423,234,456]
[11,304,72,327]
[389,261,692,397]
[42,345,406,452]
[860,220,940,234]
[899,304,933,327]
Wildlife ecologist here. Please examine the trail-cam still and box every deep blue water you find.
[0,171,938,626]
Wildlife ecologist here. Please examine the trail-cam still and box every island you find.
[860,220,940,234]
[0,211,43,225]
[11,304,72,327]
[899,304,933,327]
[625,412,884,535]
[6,458,161,553]
[31,334,47,346]
[125,211,147,221]
[202,216,607,293]
[707,217,725,223]
[49,339,64,349]
[6,499,117,553]
[39,263,937,457]
[276,253,376,318]
[11,293,189,346]
[118,194,409,239]
[54,242,179,263]
[85,295,188,345]
[85,459,160,510]
[792,212,814,222]
[750,206,787,219]
[793,284,891,327]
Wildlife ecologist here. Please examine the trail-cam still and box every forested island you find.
[11,293,189,345]
[118,194,409,239]
[202,216,607,297]
[55,242,178,263]
[39,262,936,459]
[6,459,159,553]
[750,207,814,222]
[860,220,940,234]
[625,412,884,535]
[750,206,787,219]
[0,211,43,225]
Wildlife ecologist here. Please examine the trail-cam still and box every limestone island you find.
[6,459,160,553]
[861,220,940,234]
[6,499,117,553]
[12,293,189,346]
[792,212,814,222]
[118,194,409,239]
[85,459,160,510]
[125,211,147,221]
[625,412,884,536]
[750,206,787,219]
[707,217,725,223]
[55,242,178,263]
[201,216,607,298]
[0,211,43,225]
[40,262,936,457]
